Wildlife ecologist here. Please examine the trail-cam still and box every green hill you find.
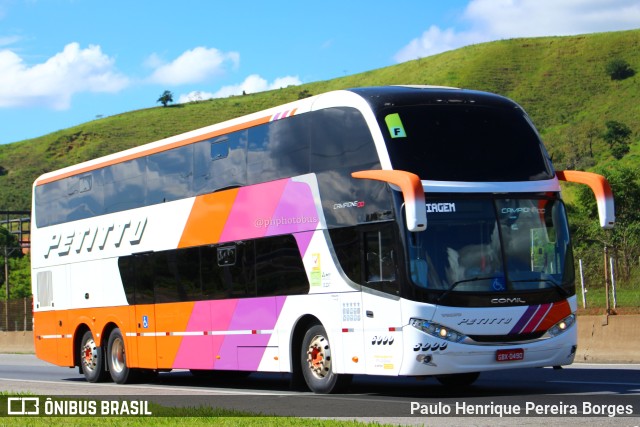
[0,29,639,211]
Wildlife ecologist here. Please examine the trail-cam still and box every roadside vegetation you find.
[1,29,639,312]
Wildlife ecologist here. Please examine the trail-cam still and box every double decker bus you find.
[31,86,614,393]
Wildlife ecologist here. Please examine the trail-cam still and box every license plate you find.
[496,348,524,362]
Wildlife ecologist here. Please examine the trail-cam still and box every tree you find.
[585,124,599,158]
[3,256,31,299]
[298,89,312,100]
[605,58,635,81]
[574,165,640,282]
[0,227,23,299]
[601,120,632,160]
[0,228,21,256]
[157,90,174,107]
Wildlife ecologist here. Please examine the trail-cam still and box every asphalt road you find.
[1,354,639,425]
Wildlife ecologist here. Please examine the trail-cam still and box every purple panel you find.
[215,297,281,370]
[219,179,289,242]
[509,305,538,334]
[266,180,319,236]
[294,231,314,259]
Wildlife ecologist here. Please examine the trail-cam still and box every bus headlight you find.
[544,314,576,338]
[410,318,466,343]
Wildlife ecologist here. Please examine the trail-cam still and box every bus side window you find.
[217,241,255,299]
[217,245,236,266]
[193,131,247,195]
[364,226,396,283]
[255,235,309,297]
[210,138,229,160]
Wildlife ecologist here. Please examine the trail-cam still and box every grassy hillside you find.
[0,29,639,210]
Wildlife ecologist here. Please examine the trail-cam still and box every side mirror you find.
[352,170,426,232]
[557,170,615,229]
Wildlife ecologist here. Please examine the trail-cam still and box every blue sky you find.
[1,0,639,145]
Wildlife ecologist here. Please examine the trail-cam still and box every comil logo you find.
[8,397,40,415]
[491,297,527,304]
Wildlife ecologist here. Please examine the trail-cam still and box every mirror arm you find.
[557,170,615,229]
[352,170,426,232]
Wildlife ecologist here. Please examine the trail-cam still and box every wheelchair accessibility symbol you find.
[492,277,505,291]
[142,315,149,329]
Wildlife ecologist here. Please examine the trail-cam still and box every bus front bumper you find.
[398,326,577,376]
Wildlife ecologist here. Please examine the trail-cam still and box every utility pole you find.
[604,244,610,315]
[3,244,8,331]
[2,241,21,330]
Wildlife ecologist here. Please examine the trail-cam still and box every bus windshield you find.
[408,197,574,298]
[380,105,554,182]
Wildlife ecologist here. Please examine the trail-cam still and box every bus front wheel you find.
[300,324,351,394]
[435,372,480,387]
[80,330,108,382]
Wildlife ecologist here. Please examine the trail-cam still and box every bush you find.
[605,58,635,80]
[601,120,632,160]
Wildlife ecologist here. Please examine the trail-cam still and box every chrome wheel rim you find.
[306,334,331,379]
[82,338,98,372]
[110,336,126,374]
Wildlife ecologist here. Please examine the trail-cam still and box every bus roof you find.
[33,86,522,187]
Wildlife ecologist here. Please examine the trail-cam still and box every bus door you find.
[128,253,158,369]
[360,225,403,375]
[133,304,157,369]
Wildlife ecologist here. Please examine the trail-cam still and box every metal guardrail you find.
[0,297,32,332]
[0,210,31,250]
[2,211,32,332]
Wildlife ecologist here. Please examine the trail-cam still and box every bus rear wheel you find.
[80,330,108,382]
[106,327,140,384]
[301,324,351,394]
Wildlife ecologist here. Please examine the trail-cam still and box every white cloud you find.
[0,42,129,109]
[178,74,302,103]
[394,0,640,62]
[394,25,483,61]
[147,47,240,85]
[177,90,216,103]
[143,52,164,69]
[464,0,640,37]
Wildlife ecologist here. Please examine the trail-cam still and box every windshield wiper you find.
[436,276,495,304]
[510,278,570,297]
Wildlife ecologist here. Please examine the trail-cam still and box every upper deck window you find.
[34,107,380,228]
[380,105,553,182]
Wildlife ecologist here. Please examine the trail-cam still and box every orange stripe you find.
[536,300,571,332]
[36,115,271,186]
[351,170,422,205]
[178,188,239,248]
[33,306,131,368]
[556,170,613,201]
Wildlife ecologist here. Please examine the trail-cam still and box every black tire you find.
[106,327,138,384]
[190,369,251,380]
[300,324,352,394]
[435,371,480,387]
[80,330,109,383]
